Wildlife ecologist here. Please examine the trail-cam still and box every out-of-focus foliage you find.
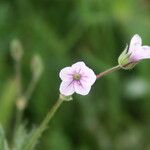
[0,125,9,150]
[12,124,36,150]
[0,0,150,150]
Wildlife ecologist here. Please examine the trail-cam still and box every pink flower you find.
[59,62,96,96]
[118,34,150,69]
[128,34,150,62]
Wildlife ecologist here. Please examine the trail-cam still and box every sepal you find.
[118,45,137,70]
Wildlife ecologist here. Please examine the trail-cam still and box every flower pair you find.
[59,34,150,96]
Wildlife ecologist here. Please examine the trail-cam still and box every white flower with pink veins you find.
[59,62,96,96]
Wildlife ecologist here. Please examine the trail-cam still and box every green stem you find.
[23,97,64,150]
[96,65,121,79]
[15,76,39,131]
[12,60,23,146]
[25,77,38,102]
[15,61,22,96]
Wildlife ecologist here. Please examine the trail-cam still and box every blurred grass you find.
[0,79,17,128]
[0,0,150,150]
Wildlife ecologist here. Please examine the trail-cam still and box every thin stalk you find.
[12,60,23,148]
[96,65,121,79]
[15,61,22,96]
[25,77,38,102]
[23,97,64,150]
[14,60,22,130]
[15,76,39,127]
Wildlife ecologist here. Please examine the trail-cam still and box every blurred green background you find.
[0,0,150,150]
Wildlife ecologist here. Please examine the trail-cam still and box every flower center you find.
[73,73,81,80]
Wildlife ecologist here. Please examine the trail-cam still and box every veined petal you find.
[129,34,142,53]
[129,46,142,62]
[74,81,91,95]
[59,67,73,81]
[59,81,75,96]
[80,67,96,85]
[71,61,86,73]
[59,61,96,96]
[137,46,150,60]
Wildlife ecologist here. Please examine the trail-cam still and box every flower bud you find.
[118,45,137,70]
[10,39,23,62]
[31,54,44,81]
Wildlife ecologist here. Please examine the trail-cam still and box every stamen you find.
[73,73,81,80]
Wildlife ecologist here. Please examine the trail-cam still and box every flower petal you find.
[59,67,73,81]
[71,61,86,73]
[59,61,96,96]
[129,47,142,62]
[137,46,150,60]
[129,34,142,53]
[74,80,91,95]
[80,67,96,85]
[59,81,75,96]
[72,61,96,85]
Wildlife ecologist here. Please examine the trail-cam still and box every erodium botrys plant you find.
[22,34,150,150]
[0,34,150,150]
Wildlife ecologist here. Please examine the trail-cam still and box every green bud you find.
[10,39,23,62]
[118,45,137,70]
[59,94,73,101]
[31,54,44,81]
